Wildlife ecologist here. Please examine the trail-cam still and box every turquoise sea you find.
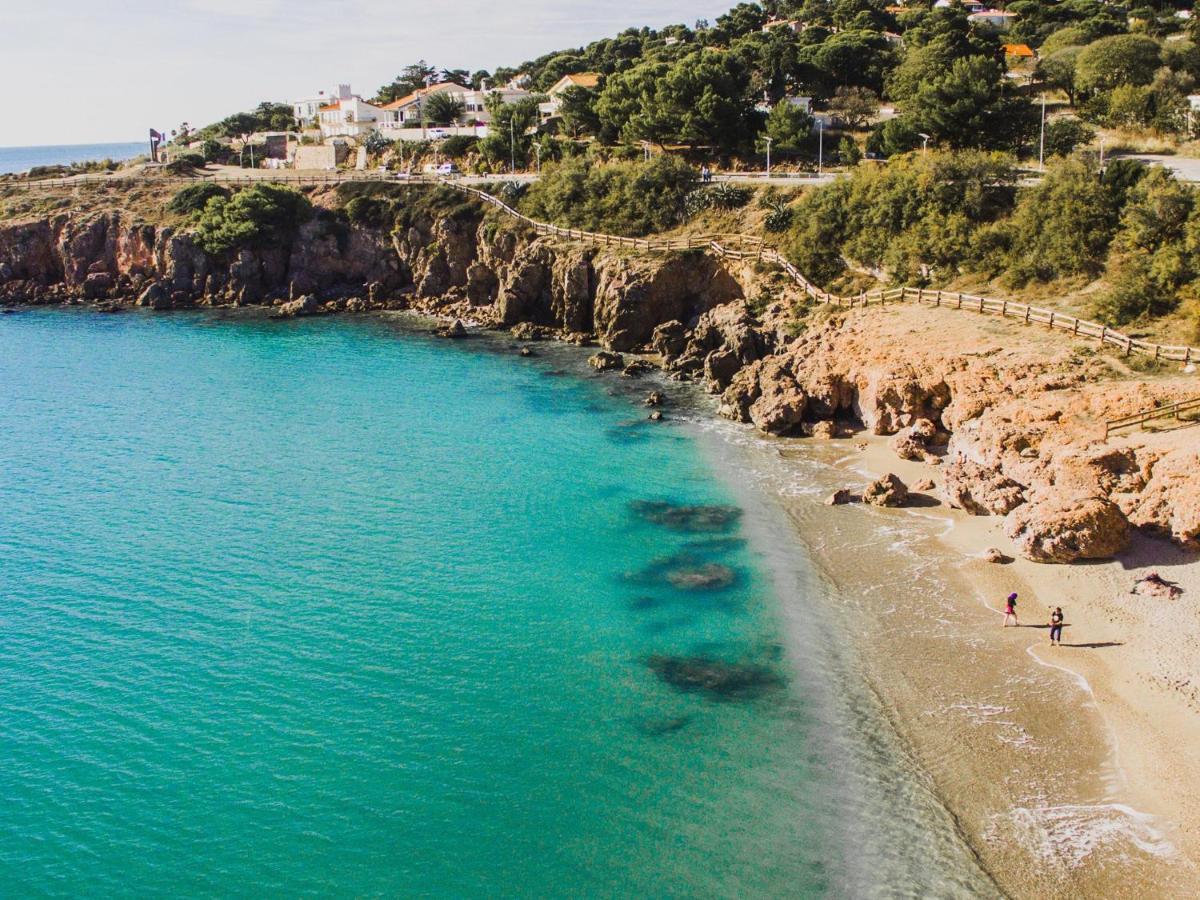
[0,142,146,175]
[0,308,994,897]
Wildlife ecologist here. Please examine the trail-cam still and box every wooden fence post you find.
[1100,326,1107,345]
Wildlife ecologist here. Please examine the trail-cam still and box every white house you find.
[378,82,533,133]
[317,87,387,138]
[293,93,331,126]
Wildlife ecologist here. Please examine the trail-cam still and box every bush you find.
[168,182,229,217]
[520,155,696,236]
[194,183,313,255]
[684,183,752,217]
[175,151,206,168]
[1043,119,1095,158]
[201,139,225,163]
[345,196,393,228]
[440,135,479,159]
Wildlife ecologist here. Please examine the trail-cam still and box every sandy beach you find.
[706,420,1200,898]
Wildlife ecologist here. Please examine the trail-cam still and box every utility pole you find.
[1038,93,1046,172]
[535,142,542,175]
[1099,135,1105,170]
[763,135,772,177]
[510,116,516,174]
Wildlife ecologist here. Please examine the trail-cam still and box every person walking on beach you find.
[1003,592,1019,627]
[1049,607,1064,646]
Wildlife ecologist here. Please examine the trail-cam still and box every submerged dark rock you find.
[666,563,735,590]
[647,654,782,700]
[630,499,742,533]
[634,714,694,736]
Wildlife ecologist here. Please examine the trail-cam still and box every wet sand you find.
[697,421,1200,898]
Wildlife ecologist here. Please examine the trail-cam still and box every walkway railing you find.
[438,180,1200,367]
[4,171,1198,367]
[1105,396,1200,438]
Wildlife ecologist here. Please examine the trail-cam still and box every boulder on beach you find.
[437,319,468,339]
[136,282,171,310]
[644,391,665,408]
[941,458,1026,516]
[623,359,656,378]
[589,350,624,371]
[862,473,909,507]
[648,410,664,421]
[630,499,742,533]
[825,488,855,506]
[1004,493,1130,563]
[273,295,322,318]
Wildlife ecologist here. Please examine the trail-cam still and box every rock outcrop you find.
[1004,494,1131,563]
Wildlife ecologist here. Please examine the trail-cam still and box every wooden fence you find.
[1105,396,1200,438]
[441,180,1200,366]
[5,171,1199,367]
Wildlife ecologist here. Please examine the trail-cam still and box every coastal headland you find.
[2,177,1198,896]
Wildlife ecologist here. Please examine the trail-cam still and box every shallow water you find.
[0,309,845,896]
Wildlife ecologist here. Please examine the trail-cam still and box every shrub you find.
[1043,119,1095,158]
[168,182,229,217]
[520,155,696,236]
[683,183,752,217]
[345,196,393,228]
[201,139,225,163]
[440,135,479,158]
[763,200,793,233]
[193,183,313,255]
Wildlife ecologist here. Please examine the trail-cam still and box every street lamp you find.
[535,142,541,175]
[763,135,772,177]
[918,132,930,156]
[1099,135,1106,170]
[510,116,516,174]
[817,119,824,175]
[1038,92,1047,172]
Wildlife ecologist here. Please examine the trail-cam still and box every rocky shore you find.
[2,190,1195,567]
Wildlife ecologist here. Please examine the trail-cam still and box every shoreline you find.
[722,425,1200,897]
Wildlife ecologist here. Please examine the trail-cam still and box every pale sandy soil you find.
[761,433,1200,898]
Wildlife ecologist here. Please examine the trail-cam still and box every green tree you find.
[829,86,879,129]
[424,92,466,125]
[1075,34,1161,95]
[596,49,756,152]
[766,101,813,150]
[1043,118,1095,157]
[906,56,1035,150]
[479,95,542,169]
[1038,47,1082,106]
[194,184,313,256]
[558,85,601,137]
[1104,84,1153,128]
[376,61,438,104]
[1095,169,1195,323]
[1005,158,1118,283]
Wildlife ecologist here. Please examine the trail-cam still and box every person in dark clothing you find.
[1049,607,1064,646]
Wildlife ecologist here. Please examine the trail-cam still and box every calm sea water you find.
[0,142,146,175]
[0,309,844,896]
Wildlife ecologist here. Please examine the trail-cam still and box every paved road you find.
[1112,154,1200,182]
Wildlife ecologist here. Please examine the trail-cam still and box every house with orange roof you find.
[1003,42,1036,59]
[378,81,533,137]
[314,86,386,138]
[541,73,603,122]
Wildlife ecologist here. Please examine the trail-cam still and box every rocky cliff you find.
[1,192,1196,563]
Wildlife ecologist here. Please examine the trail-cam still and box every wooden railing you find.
[1105,396,1200,438]
[440,179,1200,367]
[4,171,1198,367]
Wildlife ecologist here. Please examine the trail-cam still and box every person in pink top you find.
[1003,592,1019,627]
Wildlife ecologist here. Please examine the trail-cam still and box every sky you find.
[1,0,731,147]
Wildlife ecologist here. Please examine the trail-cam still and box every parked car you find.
[435,162,459,176]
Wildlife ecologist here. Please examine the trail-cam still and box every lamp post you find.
[535,142,541,175]
[817,119,824,175]
[1038,92,1046,172]
[1099,135,1105,170]
[763,135,772,177]
[510,115,516,174]
[918,132,930,156]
